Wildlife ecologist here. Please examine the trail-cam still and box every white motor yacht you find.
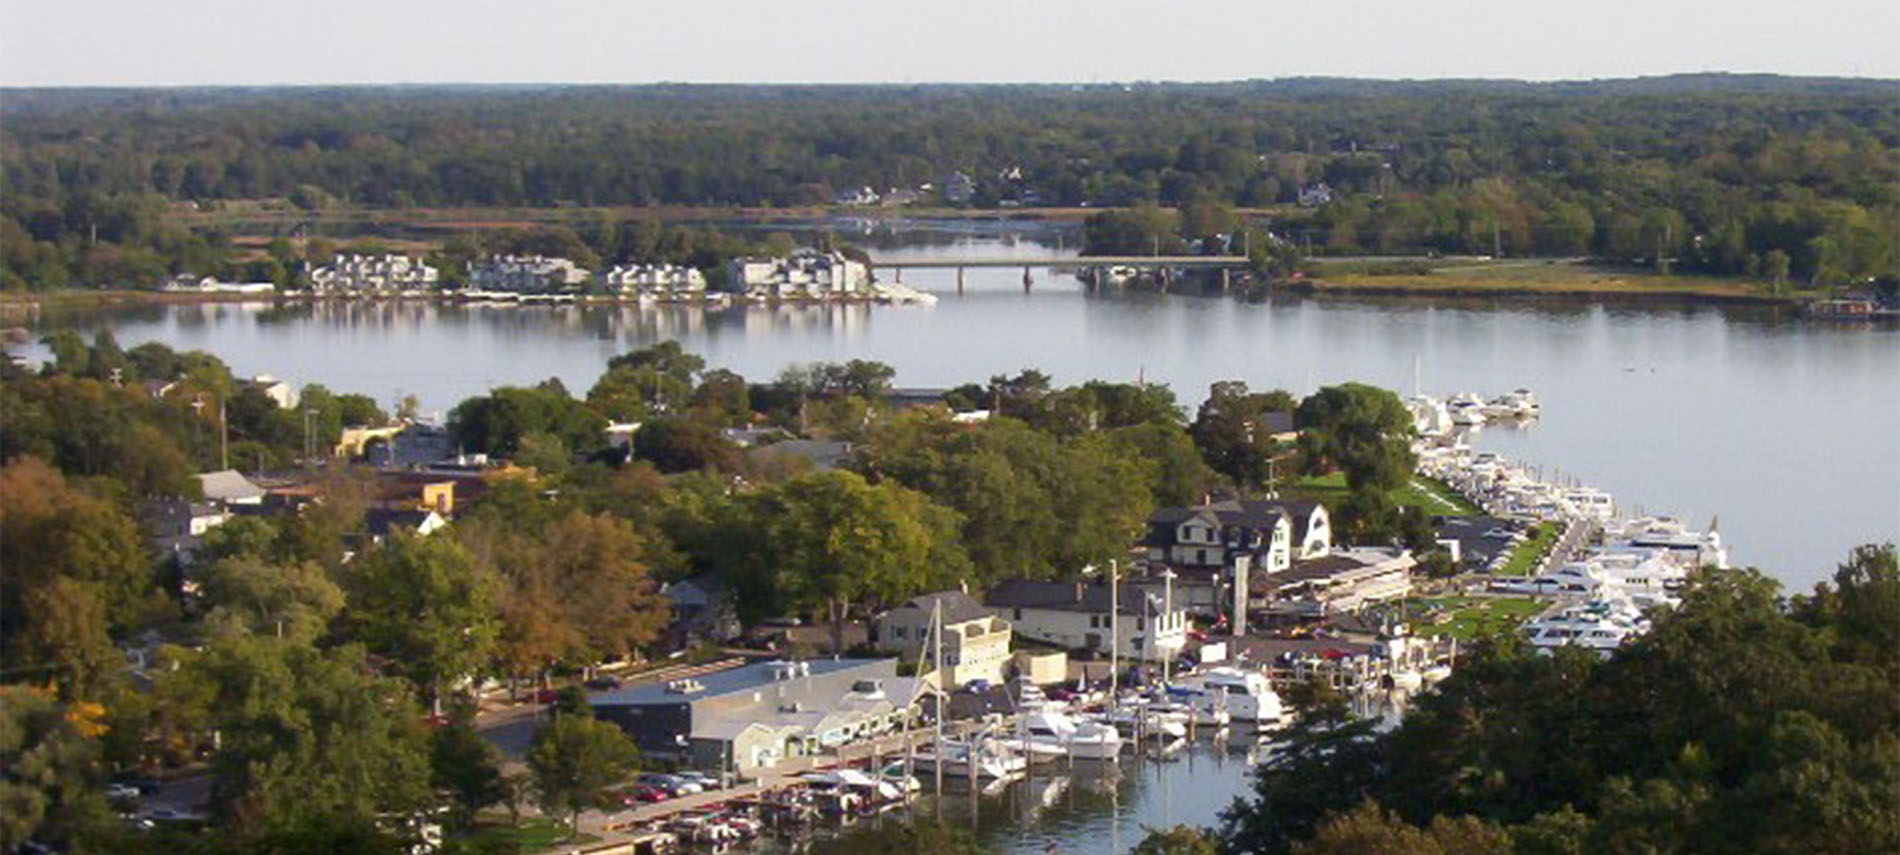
[1186,667,1289,728]
[1522,597,1651,655]
[909,738,1025,779]
[1020,710,1123,761]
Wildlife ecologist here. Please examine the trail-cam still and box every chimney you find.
[1232,554,1250,639]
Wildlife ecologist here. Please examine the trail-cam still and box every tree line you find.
[3,78,1896,290]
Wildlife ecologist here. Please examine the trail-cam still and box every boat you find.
[1020,710,1123,761]
[1108,704,1188,740]
[909,738,1026,779]
[1447,394,1488,426]
[1157,687,1232,728]
[1185,667,1290,728]
[875,761,922,794]
[1421,663,1454,684]
[1521,597,1651,655]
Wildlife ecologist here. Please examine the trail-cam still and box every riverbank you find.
[1291,259,1792,305]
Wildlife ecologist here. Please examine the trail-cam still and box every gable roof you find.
[198,469,265,503]
[888,591,993,624]
[985,578,1169,616]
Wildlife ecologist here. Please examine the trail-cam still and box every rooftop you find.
[887,590,994,625]
[986,578,1170,616]
[591,658,892,707]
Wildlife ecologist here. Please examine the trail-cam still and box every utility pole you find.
[1109,559,1120,704]
[1161,568,1175,686]
[219,394,229,471]
[931,598,943,796]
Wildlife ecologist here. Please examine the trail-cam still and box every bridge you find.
[866,255,1251,291]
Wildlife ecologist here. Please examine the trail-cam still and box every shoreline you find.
[1284,277,1797,306]
[3,278,1807,314]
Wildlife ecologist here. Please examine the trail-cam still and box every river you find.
[13,232,1898,590]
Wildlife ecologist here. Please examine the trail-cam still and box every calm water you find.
[14,237,1899,589]
[785,743,1265,855]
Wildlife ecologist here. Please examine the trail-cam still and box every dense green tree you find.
[0,457,157,694]
[744,470,944,651]
[449,383,607,457]
[0,687,114,851]
[1192,381,1298,488]
[430,700,506,829]
[198,556,345,644]
[337,534,500,712]
[631,415,742,473]
[180,638,435,841]
[526,713,639,840]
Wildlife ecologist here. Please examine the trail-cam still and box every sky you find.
[2,0,1897,86]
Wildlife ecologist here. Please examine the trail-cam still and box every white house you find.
[872,591,1012,686]
[985,578,1187,662]
[307,254,439,293]
[1143,498,1330,575]
[466,255,590,294]
[725,250,870,299]
[597,263,706,297]
[241,374,299,410]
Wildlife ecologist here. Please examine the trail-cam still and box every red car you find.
[532,687,561,704]
[622,785,671,805]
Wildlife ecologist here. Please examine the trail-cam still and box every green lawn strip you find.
[1409,595,1545,641]
[1285,472,1479,516]
[455,817,596,853]
[1495,522,1563,577]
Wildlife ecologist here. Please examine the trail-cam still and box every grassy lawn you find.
[1410,595,1546,640]
[1307,259,1776,301]
[453,817,596,853]
[1496,522,1562,577]
[1286,472,1481,516]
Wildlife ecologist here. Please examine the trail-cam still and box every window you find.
[893,626,906,639]
[1013,608,1023,621]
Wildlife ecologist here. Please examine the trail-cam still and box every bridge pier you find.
[1022,266,1033,292]
[957,266,965,295]
[894,266,902,284]
[1221,267,1231,292]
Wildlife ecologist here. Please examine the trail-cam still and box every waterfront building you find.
[596,263,706,297]
[1143,497,1330,574]
[1258,547,1416,619]
[590,659,911,775]
[871,591,1012,686]
[466,254,589,294]
[985,578,1187,662]
[724,250,870,299]
[307,254,439,294]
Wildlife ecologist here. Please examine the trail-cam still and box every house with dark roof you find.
[985,578,1186,661]
[871,591,1011,686]
[1142,497,1330,574]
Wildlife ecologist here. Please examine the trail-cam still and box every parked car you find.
[675,770,723,790]
[531,687,561,704]
[584,676,624,691]
[639,773,702,797]
[106,783,141,802]
[620,785,671,804]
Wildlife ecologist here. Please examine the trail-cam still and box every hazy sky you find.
[3,0,1896,86]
